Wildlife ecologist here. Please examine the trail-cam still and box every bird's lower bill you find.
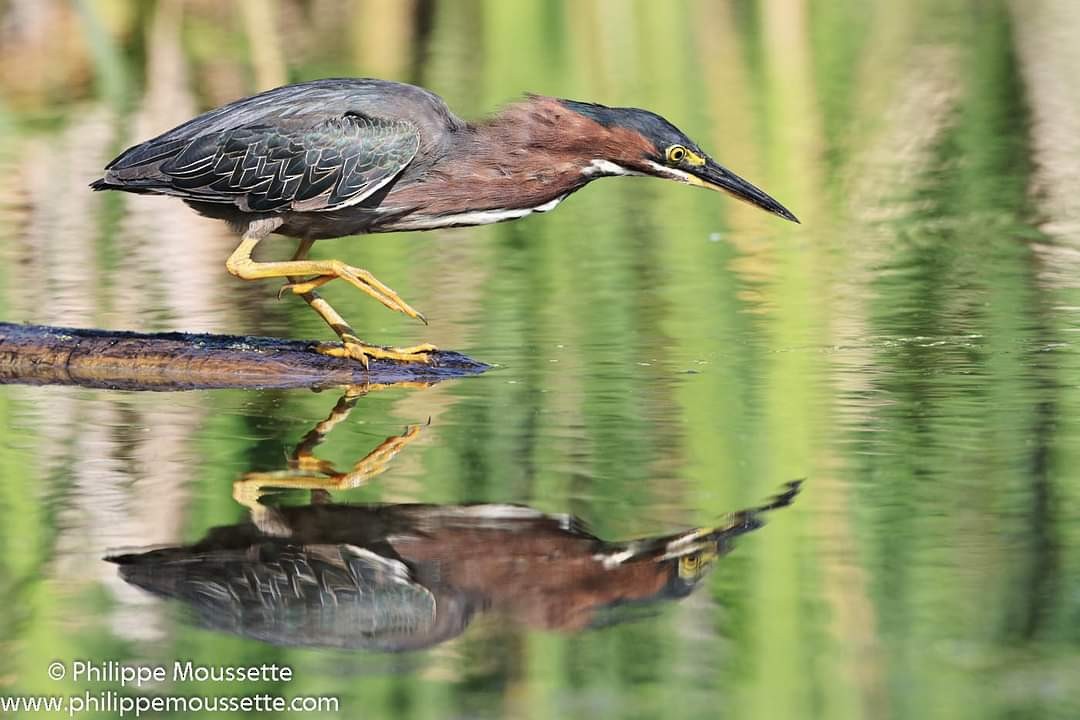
[645,160,799,223]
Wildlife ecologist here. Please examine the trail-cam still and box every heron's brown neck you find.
[464,96,653,174]
[378,97,649,230]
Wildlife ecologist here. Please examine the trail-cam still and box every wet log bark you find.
[0,323,487,391]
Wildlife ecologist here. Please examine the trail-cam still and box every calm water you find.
[2,1,1080,718]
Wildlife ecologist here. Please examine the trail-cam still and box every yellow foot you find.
[280,267,428,325]
[316,335,439,368]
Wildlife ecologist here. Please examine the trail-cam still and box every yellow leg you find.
[226,233,427,322]
[227,230,438,367]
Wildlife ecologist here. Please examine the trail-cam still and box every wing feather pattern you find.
[113,112,420,213]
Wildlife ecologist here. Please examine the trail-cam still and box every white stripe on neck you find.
[582,159,641,177]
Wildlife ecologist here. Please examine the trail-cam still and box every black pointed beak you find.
[690,159,800,223]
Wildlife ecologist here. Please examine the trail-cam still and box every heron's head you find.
[559,99,799,223]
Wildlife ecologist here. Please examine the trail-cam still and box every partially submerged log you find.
[0,323,488,391]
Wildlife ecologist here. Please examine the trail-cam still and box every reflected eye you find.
[678,553,701,577]
[666,145,687,164]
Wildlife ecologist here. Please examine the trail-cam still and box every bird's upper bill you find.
[558,99,800,223]
[643,155,800,223]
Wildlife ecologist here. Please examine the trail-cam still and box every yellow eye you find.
[666,145,687,164]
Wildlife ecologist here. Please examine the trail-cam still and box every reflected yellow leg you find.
[226,230,438,367]
[233,387,428,511]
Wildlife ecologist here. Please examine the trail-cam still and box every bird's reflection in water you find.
[109,387,801,651]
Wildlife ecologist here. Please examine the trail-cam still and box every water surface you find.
[1,1,1079,718]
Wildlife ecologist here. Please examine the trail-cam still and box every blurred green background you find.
[2,0,1080,718]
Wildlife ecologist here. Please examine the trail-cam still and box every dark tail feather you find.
[89,178,162,196]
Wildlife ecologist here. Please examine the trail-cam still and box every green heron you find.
[93,78,798,366]
[109,413,802,649]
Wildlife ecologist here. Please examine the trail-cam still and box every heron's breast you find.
[374,192,570,231]
[371,160,585,232]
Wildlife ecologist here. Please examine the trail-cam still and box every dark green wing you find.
[149,113,419,213]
